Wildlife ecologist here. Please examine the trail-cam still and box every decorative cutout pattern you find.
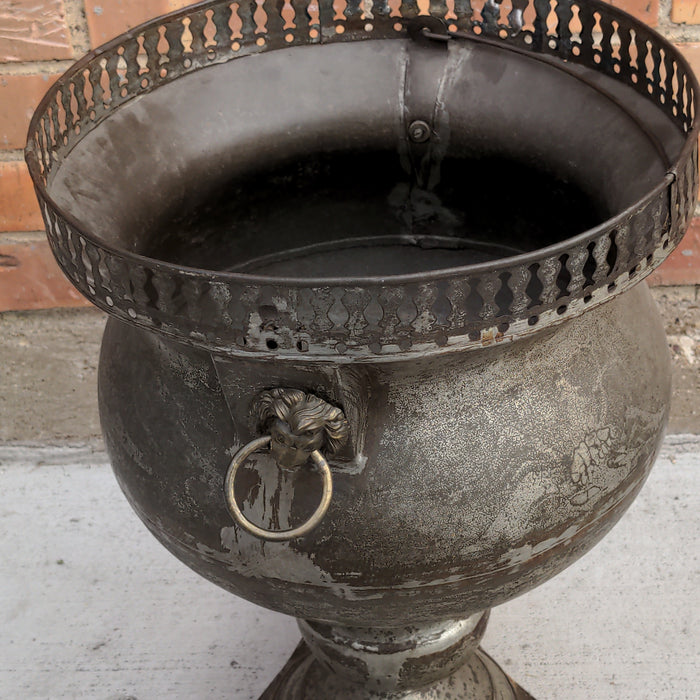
[25,0,699,359]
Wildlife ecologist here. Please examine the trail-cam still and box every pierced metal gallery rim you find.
[24,0,700,359]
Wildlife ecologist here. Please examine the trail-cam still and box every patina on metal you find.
[25,0,698,697]
[225,389,348,541]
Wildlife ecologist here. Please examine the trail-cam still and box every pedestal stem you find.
[260,611,535,699]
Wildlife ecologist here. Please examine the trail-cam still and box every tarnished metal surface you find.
[24,0,698,359]
[260,613,534,698]
[98,283,670,626]
[260,645,534,699]
[225,389,348,540]
[26,0,697,696]
[225,439,331,541]
[296,614,492,693]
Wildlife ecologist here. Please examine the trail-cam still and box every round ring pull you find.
[225,435,333,541]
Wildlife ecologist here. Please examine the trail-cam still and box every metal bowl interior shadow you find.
[26,1,698,697]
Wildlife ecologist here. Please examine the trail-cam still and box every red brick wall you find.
[0,0,698,310]
[0,0,191,310]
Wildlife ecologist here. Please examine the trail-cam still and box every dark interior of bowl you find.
[146,149,605,276]
[48,40,684,280]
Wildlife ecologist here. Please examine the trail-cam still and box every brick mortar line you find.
[0,231,47,243]
[0,61,74,77]
[63,0,92,57]
[646,1,700,40]
[0,150,26,162]
[658,26,700,41]
[659,0,674,32]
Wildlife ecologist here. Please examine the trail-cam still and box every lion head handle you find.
[252,388,350,470]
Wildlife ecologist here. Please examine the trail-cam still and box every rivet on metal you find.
[409,120,431,143]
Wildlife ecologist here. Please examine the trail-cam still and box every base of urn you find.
[260,612,535,699]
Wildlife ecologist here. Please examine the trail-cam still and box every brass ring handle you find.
[224,435,333,541]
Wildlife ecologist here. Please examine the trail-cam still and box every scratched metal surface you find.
[0,437,697,700]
